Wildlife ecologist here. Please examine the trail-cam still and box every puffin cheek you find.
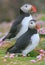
[31,23,36,28]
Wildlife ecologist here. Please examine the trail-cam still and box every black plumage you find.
[2,13,30,41]
[6,28,37,53]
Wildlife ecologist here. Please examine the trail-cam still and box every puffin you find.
[6,19,40,56]
[0,4,37,43]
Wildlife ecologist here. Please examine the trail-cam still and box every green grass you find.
[41,16,45,21]
[0,51,45,65]
[0,39,45,65]
[0,53,45,65]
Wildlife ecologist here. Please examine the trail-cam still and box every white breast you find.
[22,33,40,56]
[15,15,33,39]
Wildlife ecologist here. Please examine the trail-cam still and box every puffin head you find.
[20,4,37,14]
[28,19,40,30]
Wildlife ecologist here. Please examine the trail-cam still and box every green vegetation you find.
[41,16,45,21]
[0,47,45,65]
[0,37,45,65]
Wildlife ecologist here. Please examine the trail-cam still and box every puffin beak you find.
[31,5,37,13]
[35,24,40,30]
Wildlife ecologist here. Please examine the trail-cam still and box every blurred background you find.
[0,0,45,22]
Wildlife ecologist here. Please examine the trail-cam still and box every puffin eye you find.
[25,5,27,7]
[31,22,33,24]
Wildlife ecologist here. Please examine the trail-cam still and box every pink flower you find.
[0,38,2,43]
[43,51,45,54]
[40,54,44,57]
[37,55,41,59]
[30,60,36,63]
[10,54,15,58]
[39,27,45,34]
[39,49,44,53]
[36,55,42,60]
[0,42,3,47]
[0,37,4,46]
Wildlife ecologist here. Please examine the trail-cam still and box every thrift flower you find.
[10,54,15,58]
[30,60,36,63]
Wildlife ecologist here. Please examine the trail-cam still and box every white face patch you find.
[20,4,32,13]
[28,20,36,29]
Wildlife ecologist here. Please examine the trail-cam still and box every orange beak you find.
[32,5,37,13]
[35,24,40,30]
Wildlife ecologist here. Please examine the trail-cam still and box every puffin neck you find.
[28,28,37,34]
[20,9,30,17]
[22,13,30,17]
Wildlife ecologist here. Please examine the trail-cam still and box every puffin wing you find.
[6,30,32,53]
[1,15,24,41]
